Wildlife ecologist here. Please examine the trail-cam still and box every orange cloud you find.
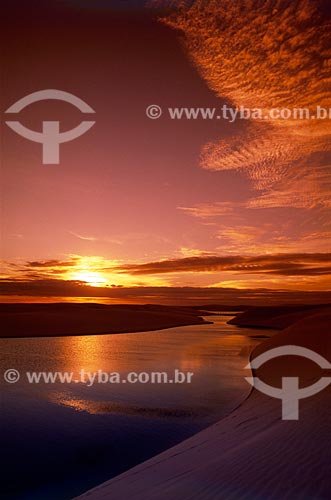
[161,0,330,209]
[1,255,169,288]
[116,253,331,277]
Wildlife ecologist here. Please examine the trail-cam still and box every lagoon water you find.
[1,315,271,500]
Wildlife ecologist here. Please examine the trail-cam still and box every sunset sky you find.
[1,0,330,302]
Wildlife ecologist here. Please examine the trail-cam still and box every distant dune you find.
[76,307,331,500]
[0,303,208,338]
[228,303,331,329]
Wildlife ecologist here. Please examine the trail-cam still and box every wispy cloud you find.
[178,200,331,254]
[178,202,237,218]
[179,247,213,257]
[68,231,97,242]
[162,0,330,211]
[116,253,331,277]
[27,259,79,268]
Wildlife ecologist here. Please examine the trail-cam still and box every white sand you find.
[76,310,331,500]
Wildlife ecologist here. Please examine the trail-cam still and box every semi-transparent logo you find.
[245,345,331,420]
[5,89,95,164]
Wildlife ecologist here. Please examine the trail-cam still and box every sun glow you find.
[70,270,108,287]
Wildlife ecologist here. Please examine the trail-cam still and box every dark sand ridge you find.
[1,302,328,338]
[0,303,209,338]
[228,303,331,329]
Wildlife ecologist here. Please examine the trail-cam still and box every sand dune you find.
[228,304,330,329]
[76,309,331,500]
[0,303,207,338]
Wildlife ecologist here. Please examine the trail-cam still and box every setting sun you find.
[70,270,108,287]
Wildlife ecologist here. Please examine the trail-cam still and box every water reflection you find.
[59,335,107,374]
[1,315,273,500]
[49,392,204,418]
[1,316,270,412]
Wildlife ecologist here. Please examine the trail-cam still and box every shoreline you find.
[76,305,331,500]
[0,321,213,340]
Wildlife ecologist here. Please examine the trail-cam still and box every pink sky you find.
[1,0,330,297]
